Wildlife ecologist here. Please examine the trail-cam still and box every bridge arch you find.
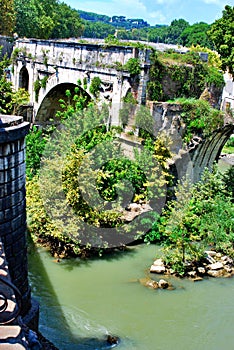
[35,82,91,123]
[19,66,29,91]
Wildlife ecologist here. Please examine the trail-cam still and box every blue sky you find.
[65,0,234,25]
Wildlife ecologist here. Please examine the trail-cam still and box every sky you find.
[65,0,234,26]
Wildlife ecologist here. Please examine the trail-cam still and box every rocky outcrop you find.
[138,277,172,290]
[149,251,234,280]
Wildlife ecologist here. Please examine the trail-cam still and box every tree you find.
[83,21,115,39]
[14,0,84,39]
[167,19,189,44]
[14,0,52,38]
[51,2,84,38]
[0,0,15,36]
[180,22,212,48]
[208,5,234,76]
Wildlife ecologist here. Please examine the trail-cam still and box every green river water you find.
[28,243,234,350]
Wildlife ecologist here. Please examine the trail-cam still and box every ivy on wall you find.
[147,50,224,102]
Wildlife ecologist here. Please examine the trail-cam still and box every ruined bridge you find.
[12,38,151,125]
[11,38,234,182]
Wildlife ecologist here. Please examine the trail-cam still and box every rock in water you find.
[158,279,169,289]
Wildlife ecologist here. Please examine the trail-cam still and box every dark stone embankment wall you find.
[0,115,38,326]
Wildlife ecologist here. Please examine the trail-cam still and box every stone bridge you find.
[10,38,233,182]
[11,38,151,125]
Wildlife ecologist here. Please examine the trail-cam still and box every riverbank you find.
[150,250,234,281]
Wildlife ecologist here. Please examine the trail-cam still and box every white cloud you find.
[149,11,167,24]
[202,0,231,6]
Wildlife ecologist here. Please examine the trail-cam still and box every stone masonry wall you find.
[0,115,30,317]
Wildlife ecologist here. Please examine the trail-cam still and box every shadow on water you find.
[60,246,137,272]
[27,235,121,350]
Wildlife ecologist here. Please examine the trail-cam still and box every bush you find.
[124,58,141,75]
[89,77,102,97]
[26,126,48,180]
[146,168,234,275]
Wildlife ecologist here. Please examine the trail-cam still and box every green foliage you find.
[89,77,101,97]
[11,48,21,62]
[34,79,41,102]
[26,176,82,257]
[135,105,155,138]
[79,9,212,48]
[147,49,224,102]
[223,136,234,154]
[42,50,49,67]
[225,136,234,148]
[6,88,29,114]
[119,91,137,126]
[14,0,84,39]
[56,87,89,119]
[205,66,224,88]
[96,157,147,202]
[84,22,115,39]
[26,126,48,180]
[189,45,222,68]
[222,166,234,201]
[0,49,29,114]
[180,22,213,48]
[208,5,234,76]
[124,58,141,75]
[173,98,224,141]
[41,76,49,89]
[147,51,164,101]
[150,168,234,275]
[0,0,15,36]
[83,77,88,90]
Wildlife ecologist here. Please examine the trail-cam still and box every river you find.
[28,242,234,350]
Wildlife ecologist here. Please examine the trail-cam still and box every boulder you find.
[224,266,233,274]
[153,258,164,266]
[158,279,169,289]
[221,256,233,265]
[208,262,223,270]
[150,265,166,274]
[197,267,206,275]
[207,269,224,277]
[205,255,216,264]
[128,203,140,212]
[205,250,217,256]
[188,271,197,278]
[139,278,158,289]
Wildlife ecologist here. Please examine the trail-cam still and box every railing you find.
[0,275,22,325]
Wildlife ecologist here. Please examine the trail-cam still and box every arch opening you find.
[19,66,29,91]
[35,83,91,124]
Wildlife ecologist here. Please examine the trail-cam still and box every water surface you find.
[28,243,234,350]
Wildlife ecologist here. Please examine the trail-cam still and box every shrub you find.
[89,76,101,97]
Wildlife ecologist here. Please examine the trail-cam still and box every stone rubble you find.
[149,250,234,280]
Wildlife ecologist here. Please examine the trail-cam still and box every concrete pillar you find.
[0,115,31,319]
